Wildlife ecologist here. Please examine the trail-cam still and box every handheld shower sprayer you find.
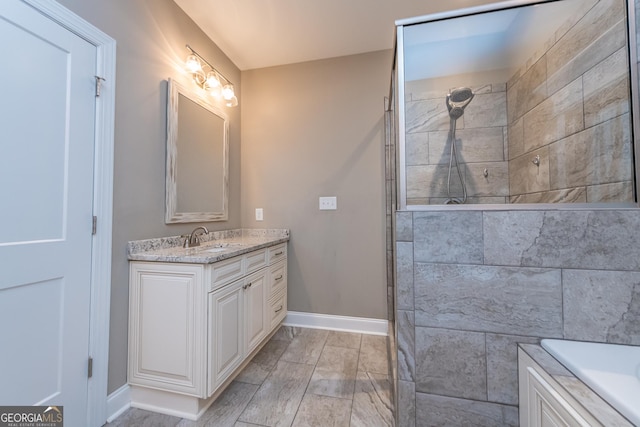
[446,87,475,120]
[444,87,474,204]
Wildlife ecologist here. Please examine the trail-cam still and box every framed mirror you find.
[396,0,639,208]
[166,78,229,223]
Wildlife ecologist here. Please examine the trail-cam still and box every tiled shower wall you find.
[507,0,634,203]
[394,210,640,426]
[403,0,634,205]
[404,84,508,205]
[391,1,640,425]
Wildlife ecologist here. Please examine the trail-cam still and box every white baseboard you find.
[107,384,131,422]
[283,311,388,335]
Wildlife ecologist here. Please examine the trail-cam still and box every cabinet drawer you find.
[245,249,268,274]
[268,260,287,298]
[209,256,244,291]
[268,244,287,264]
[268,289,287,330]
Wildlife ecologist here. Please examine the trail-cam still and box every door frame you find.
[20,1,116,426]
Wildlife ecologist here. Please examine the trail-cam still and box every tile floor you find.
[106,326,394,427]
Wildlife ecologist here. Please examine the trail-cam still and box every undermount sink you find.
[198,243,243,254]
[202,247,226,253]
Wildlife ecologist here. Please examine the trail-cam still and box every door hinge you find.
[88,357,93,378]
[92,216,97,235]
[95,76,105,97]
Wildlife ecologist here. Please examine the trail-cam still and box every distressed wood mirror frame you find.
[166,78,229,223]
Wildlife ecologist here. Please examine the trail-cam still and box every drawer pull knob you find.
[275,251,284,256]
[243,282,252,290]
[275,305,283,313]
[275,275,283,281]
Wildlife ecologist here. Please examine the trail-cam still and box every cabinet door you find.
[208,279,244,394]
[129,262,206,396]
[244,270,267,355]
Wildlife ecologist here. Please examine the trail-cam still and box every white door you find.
[0,1,98,426]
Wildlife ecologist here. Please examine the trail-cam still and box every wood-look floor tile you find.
[357,335,388,375]
[350,371,393,427]
[176,381,258,427]
[238,360,315,427]
[325,331,362,349]
[291,394,352,427]
[105,408,181,427]
[279,328,329,365]
[236,339,289,385]
[307,346,359,399]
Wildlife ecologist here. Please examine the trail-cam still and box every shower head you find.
[449,87,474,103]
[446,87,475,120]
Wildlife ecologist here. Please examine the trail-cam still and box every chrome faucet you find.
[183,226,209,248]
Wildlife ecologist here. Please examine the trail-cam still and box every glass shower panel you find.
[398,0,637,208]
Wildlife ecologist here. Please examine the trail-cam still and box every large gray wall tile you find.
[583,48,630,127]
[466,162,509,197]
[428,127,505,164]
[397,310,415,382]
[507,56,547,122]
[486,334,540,405]
[523,78,584,152]
[406,132,429,166]
[413,212,483,264]
[415,393,518,427]
[414,263,563,337]
[406,99,450,133]
[396,242,414,310]
[415,327,487,400]
[547,0,626,93]
[397,380,416,427]
[464,92,507,128]
[586,181,634,203]
[549,114,633,190]
[484,210,640,271]
[396,212,413,242]
[508,146,550,196]
[563,269,640,345]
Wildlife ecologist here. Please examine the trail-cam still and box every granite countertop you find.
[127,228,289,264]
[519,344,633,427]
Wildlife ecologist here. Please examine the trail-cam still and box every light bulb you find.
[204,71,220,90]
[225,95,238,107]
[222,84,235,100]
[185,54,202,74]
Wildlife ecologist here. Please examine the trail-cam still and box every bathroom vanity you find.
[126,229,289,419]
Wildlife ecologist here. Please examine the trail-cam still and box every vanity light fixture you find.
[184,44,238,107]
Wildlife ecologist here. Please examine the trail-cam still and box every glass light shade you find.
[209,85,222,98]
[185,54,202,74]
[204,71,220,89]
[225,95,238,107]
[222,84,235,100]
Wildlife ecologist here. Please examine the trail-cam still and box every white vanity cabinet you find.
[128,242,287,419]
[518,349,601,427]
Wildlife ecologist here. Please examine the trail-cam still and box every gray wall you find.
[240,51,392,319]
[395,210,640,426]
[55,0,242,393]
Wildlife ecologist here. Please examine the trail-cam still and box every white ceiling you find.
[173,0,499,70]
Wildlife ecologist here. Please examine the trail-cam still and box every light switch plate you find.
[319,196,337,210]
[255,208,263,221]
